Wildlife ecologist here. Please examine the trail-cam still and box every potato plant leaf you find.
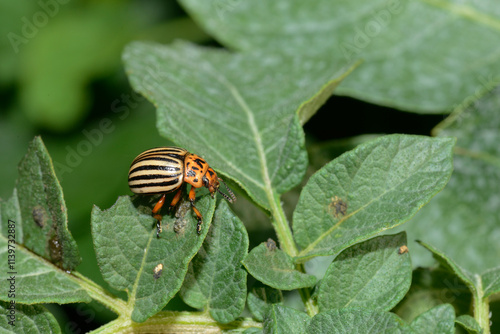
[0,138,90,305]
[247,285,283,322]
[242,242,316,290]
[91,195,215,322]
[0,232,90,304]
[407,86,500,273]
[0,302,61,333]
[123,40,352,210]
[393,267,471,324]
[293,134,455,261]
[13,136,80,270]
[455,315,483,334]
[180,0,500,113]
[317,233,411,312]
[307,308,410,334]
[482,266,500,298]
[410,304,455,334]
[0,189,22,238]
[180,201,248,324]
[417,240,477,295]
[263,304,310,334]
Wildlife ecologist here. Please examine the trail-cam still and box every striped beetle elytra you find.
[128,147,236,237]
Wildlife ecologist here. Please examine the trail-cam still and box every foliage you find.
[1,0,499,333]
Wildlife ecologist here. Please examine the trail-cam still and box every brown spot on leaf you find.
[266,238,277,251]
[174,201,191,234]
[329,196,347,218]
[32,206,47,228]
[398,245,409,254]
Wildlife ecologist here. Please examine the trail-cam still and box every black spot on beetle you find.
[186,170,196,177]
[192,166,199,171]
[207,169,214,176]
[194,178,199,183]
[194,158,205,168]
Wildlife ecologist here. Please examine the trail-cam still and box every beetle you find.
[128,147,236,237]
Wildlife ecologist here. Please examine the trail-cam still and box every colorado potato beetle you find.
[128,147,236,237]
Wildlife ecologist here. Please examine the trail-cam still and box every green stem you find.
[89,312,261,334]
[71,273,262,333]
[296,263,319,315]
[269,192,297,257]
[474,276,490,334]
[269,191,319,316]
[71,272,129,316]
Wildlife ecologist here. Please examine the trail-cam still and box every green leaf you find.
[393,267,471,324]
[242,242,316,290]
[410,304,455,334]
[180,0,500,113]
[416,241,493,332]
[296,62,359,125]
[180,201,248,324]
[92,195,215,322]
[307,308,410,334]
[293,134,455,261]
[406,87,500,273]
[123,40,352,209]
[0,235,90,304]
[417,240,477,295]
[0,189,22,238]
[0,137,89,304]
[0,302,61,333]
[317,232,411,312]
[13,136,80,270]
[247,285,283,322]
[455,315,483,334]
[482,266,500,298]
[263,305,310,334]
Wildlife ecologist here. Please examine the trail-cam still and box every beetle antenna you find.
[217,178,236,203]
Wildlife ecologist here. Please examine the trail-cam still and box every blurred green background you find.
[0,0,446,332]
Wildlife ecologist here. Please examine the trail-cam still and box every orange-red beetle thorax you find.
[184,153,209,188]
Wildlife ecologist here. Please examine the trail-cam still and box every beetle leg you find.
[152,194,166,238]
[188,187,203,234]
[169,187,183,213]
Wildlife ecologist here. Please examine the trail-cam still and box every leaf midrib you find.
[128,227,155,311]
[200,59,274,198]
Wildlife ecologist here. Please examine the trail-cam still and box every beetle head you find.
[203,167,236,203]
